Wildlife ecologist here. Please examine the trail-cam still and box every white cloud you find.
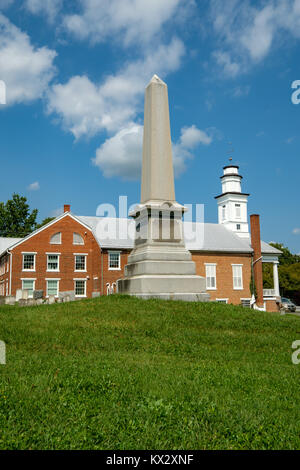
[231,85,250,98]
[93,124,143,180]
[27,181,40,191]
[210,0,300,76]
[293,228,300,235]
[25,0,63,22]
[0,14,57,105]
[64,0,194,46]
[179,125,212,148]
[47,38,185,138]
[93,124,213,180]
[213,51,240,77]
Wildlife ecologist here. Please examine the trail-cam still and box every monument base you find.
[119,292,210,302]
[117,244,210,303]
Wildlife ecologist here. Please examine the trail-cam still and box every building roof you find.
[0,215,281,258]
[77,216,279,255]
[0,237,22,255]
[261,241,282,255]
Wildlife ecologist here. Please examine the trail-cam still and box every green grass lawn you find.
[0,295,299,450]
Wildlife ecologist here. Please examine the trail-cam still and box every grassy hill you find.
[0,296,299,450]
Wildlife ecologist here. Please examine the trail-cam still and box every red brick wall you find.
[191,252,252,305]
[0,253,10,296]
[10,215,101,298]
[265,299,280,312]
[101,250,130,294]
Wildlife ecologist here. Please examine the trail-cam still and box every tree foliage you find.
[0,194,38,238]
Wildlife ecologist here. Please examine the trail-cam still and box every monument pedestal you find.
[117,203,209,302]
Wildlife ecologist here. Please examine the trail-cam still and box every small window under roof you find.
[73,232,84,245]
[50,232,61,244]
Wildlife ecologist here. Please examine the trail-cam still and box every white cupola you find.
[215,163,250,238]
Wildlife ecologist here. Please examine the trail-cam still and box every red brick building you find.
[0,165,282,311]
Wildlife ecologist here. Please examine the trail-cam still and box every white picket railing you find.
[263,289,276,297]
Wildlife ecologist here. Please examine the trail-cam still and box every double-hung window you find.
[23,253,36,271]
[235,204,241,219]
[232,265,243,290]
[205,264,217,290]
[22,279,35,298]
[108,252,121,270]
[47,254,60,272]
[47,280,59,297]
[75,255,87,272]
[75,280,86,297]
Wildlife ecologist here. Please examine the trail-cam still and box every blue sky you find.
[0,0,299,253]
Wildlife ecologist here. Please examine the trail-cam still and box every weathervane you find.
[227,141,234,163]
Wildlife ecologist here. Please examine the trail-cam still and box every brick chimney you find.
[64,204,71,213]
[250,214,264,307]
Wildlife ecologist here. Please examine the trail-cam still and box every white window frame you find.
[216,298,229,304]
[46,279,60,298]
[235,203,241,219]
[205,263,217,290]
[22,252,37,272]
[74,254,88,272]
[46,253,61,272]
[73,232,84,245]
[241,298,251,308]
[232,264,244,290]
[74,279,87,298]
[108,251,121,271]
[50,232,62,245]
[222,205,226,221]
[21,278,36,298]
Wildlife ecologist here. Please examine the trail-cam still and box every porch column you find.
[273,261,280,297]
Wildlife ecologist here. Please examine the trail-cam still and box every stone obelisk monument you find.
[117,75,209,301]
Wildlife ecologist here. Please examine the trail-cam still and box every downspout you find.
[101,250,104,296]
[8,250,12,296]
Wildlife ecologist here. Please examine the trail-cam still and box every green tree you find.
[0,194,38,238]
[269,242,300,265]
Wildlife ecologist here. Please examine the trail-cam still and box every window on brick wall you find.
[22,279,35,298]
[73,233,84,245]
[23,254,36,271]
[108,252,121,270]
[47,280,59,297]
[75,280,86,297]
[75,255,86,272]
[241,298,251,308]
[50,232,61,244]
[205,264,217,290]
[232,265,243,290]
[47,254,60,271]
